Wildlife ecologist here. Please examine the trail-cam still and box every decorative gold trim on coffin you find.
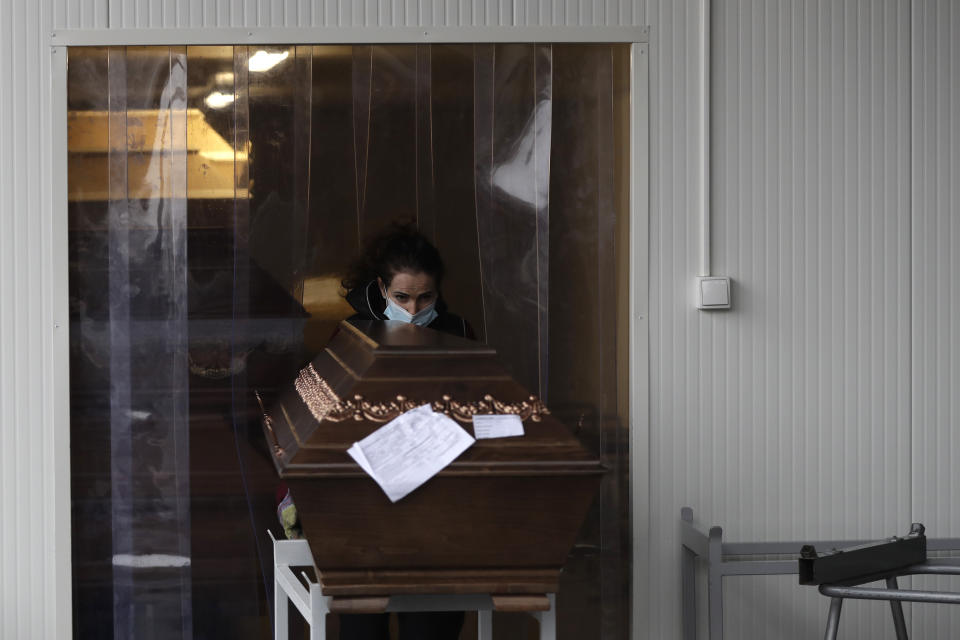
[294,363,550,424]
[295,363,343,424]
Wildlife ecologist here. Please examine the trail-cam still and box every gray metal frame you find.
[680,507,960,640]
[50,25,649,46]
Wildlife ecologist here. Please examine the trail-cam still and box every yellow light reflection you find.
[67,108,248,201]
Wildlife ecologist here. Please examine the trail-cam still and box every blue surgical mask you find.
[383,296,438,327]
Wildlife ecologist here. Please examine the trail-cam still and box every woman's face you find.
[378,270,437,315]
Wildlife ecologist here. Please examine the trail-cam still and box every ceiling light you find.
[248,50,289,73]
[204,91,235,109]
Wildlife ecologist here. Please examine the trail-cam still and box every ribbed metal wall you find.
[52,0,109,28]
[0,2,64,640]
[50,0,649,28]
[663,1,914,638]
[642,3,710,637]
[3,1,958,639]
[912,1,960,638]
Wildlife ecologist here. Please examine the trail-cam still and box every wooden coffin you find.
[259,318,604,596]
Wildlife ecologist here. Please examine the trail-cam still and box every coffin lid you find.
[260,319,603,478]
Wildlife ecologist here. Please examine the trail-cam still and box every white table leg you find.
[274,561,288,639]
[309,583,329,640]
[478,608,494,640]
[534,594,556,640]
[274,582,288,640]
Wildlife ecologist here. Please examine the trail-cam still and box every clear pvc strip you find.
[106,45,133,637]
[107,45,192,639]
[473,44,553,396]
[291,44,313,303]
[416,44,438,244]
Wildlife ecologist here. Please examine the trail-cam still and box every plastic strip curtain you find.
[352,45,421,244]
[344,43,553,392]
[546,45,626,638]
[593,49,623,640]
[291,46,313,301]
[473,44,553,398]
[228,43,320,628]
[106,46,192,639]
[415,45,438,244]
[301,42,359,309]
[352,45,372,246]
[429,45,485,341]
[66,42,627,638]
[245,45,312,300]
[227,43,269,617]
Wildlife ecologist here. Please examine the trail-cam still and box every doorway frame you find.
[48,26,649,637]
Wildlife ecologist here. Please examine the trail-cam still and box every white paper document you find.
[347,404,475,502]
[471,414,525,439]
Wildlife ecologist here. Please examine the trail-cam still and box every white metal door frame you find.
[47,27,650,639]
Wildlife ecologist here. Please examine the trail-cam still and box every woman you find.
[341,224,474,340]
[338,223,471,640]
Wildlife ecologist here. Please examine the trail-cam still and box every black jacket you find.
[344,279,475,340]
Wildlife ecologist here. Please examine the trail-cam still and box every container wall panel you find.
[52,0,108,28]
[911,1,960,637]
[643,1,710,631]
[650,0,912,637]
[1,2,61,640]
[100,0,651,27]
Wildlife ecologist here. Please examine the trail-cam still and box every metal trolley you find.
[681,508,960,640]
[816,559,960,639]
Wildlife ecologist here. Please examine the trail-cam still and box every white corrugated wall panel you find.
[109,0,262,28]
[1,2,67,640]
[52,0,108,28]
[107,0,403,27]
[102,0,651,27]
[912,1,960,638]
[643,0,708,630]
[649,0,912,637]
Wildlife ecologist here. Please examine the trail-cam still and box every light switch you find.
[696,276,731,310]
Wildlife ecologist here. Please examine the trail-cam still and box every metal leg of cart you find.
[886,577,909,640]
[822,597,843,640]
[821,586,908,640]
[708,526,724,640]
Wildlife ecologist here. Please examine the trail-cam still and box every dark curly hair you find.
[341,223,445,292]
